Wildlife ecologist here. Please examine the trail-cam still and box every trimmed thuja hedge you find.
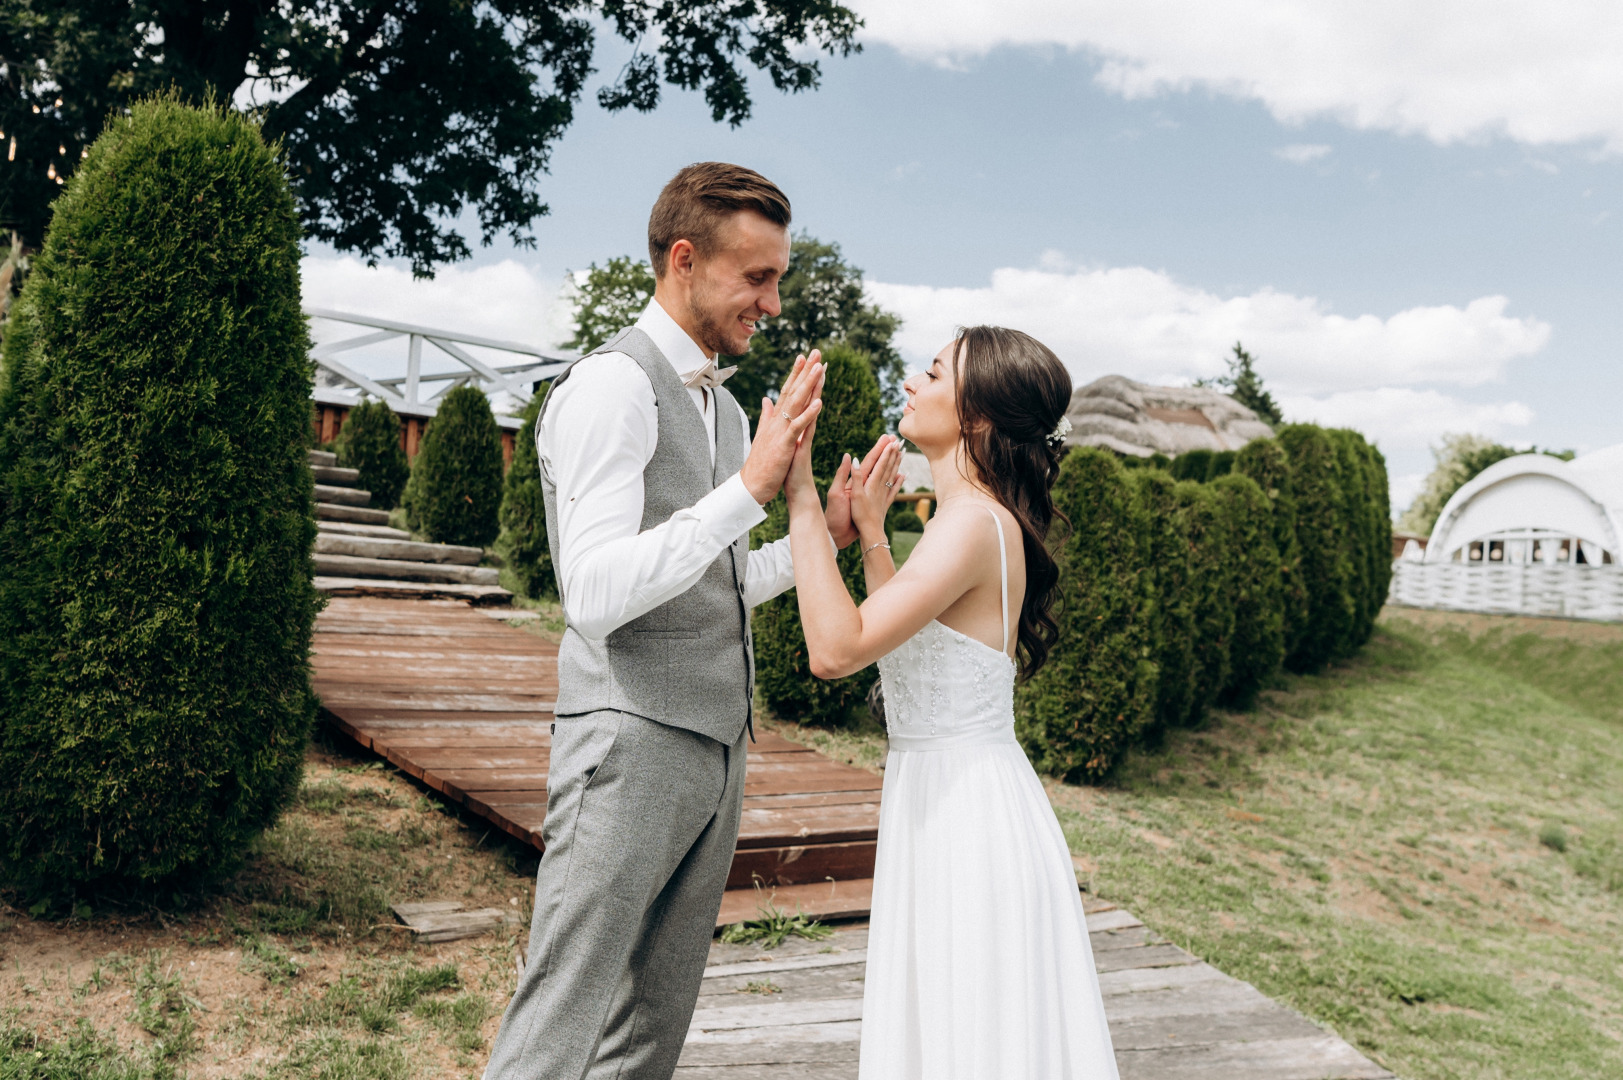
[333,399,410,509]
[497,386,554,600]
[0,97,319,897]
[1011,427,1388,781]
[404,384,504,548]
[752,343,884,724]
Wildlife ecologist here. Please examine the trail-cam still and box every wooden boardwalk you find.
[313,595,1396,1078]
[685,911,1395,1080]
[309,596,882,923]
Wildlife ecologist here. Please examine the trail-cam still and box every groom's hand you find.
[740,352,824,505]
[824,453,857,548]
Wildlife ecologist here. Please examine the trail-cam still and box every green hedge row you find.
[1014,426,1388,782]
[0,98,319,898]
[402,384,503,548]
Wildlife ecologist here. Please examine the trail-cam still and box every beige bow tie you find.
[682,358,738,390]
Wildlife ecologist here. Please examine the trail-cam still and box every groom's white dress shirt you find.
[539,299,797,642]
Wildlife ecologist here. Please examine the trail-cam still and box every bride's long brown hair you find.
[951,326,1071,680]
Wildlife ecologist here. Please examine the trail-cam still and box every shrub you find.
[886,504,924,535]
[1126,468,1197,734]
[1211,473,1284,706]
[1171,448,1214,482]
[1174,480,1236,723]
[1277,424,1355,672]
[403,384,503,548]
[0,97,319,896]
[496,386,554,600]
[1207,449,1236,479]
[1016,448,1157,781]
[333,399,409,509]
[1327,429,1374,660]
[1235,438,1307,662]
[753,343,884,724]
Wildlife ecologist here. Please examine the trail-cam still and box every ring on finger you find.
[884,479,895,488]
[779,411,791,421]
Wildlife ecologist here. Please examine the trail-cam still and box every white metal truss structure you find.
[306,307,573,429]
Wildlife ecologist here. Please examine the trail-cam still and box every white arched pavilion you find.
[1389,444,1623,620]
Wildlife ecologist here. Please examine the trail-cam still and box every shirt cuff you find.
[702,472,770,539]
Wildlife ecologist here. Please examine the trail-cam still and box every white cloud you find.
[1276,387,1535,451]
[301,256,574,350]
[866,262,1549,396]
[1276,143,1332,165]
[854,1,1623,151]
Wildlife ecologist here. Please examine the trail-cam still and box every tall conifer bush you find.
[0,97,318,896]
[497,386,554,599]
[1235,438,1307,661]
[1277,424,1354,672]
[1211,473,1284,706]
[1016,449,1156,780]
[403,384,503,548]
[1173,480,1237,723]
[1126,468,1196,734]
[753,344,883,723]
[333,399,409,509]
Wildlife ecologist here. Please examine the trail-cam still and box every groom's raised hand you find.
[740,352,825,505]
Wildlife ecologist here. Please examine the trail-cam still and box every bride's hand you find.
[849,434,904,538]
[784,416,821,515]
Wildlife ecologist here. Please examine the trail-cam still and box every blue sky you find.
[303,4,1623,511]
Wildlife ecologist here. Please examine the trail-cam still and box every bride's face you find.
[898,341,961,452]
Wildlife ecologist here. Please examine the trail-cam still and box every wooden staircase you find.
[310,595,879,925]
[309,450,512,604]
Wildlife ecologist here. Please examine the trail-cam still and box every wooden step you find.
[314,553,499,585]
[313,577,513,604]
[308,450,338,467]
[726,840,876,889]
[315,533,483,566]
[318,520,413,541]
[314,482,372,507]
[312,464,362,486]
[716,878,874,928]
[316,503,394,526]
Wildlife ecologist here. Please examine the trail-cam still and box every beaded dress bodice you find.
[876,505,1017,750]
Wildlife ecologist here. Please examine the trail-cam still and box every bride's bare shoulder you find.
[904,500,1011,569]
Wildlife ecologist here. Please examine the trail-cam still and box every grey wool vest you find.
[539,327,754,745]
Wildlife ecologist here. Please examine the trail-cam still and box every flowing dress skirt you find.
[858,736,1120,1079]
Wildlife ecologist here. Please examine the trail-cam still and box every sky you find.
[301,1,1623,514]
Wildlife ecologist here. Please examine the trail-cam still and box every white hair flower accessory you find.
[1046,415,1072,445]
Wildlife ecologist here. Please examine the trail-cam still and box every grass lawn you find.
[1050,608,1623,1080]
[775,606,1623,1079]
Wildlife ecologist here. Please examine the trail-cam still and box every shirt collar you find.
[635,299,713,385]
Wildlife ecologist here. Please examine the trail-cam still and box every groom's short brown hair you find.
[648,163,792,278]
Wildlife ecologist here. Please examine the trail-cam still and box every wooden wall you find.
[313,401,515,471]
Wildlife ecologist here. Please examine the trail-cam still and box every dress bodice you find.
[876,505,1018,751]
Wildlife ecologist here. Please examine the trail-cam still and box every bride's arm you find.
[787,444,985,680]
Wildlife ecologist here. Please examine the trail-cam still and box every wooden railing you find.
[307,308,572,467]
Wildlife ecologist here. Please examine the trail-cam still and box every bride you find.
[784,326,1119,1079]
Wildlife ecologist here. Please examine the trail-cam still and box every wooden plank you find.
[736,805,879,847]
[1087,908,1145,933]
[689,997,864,1033]
[702,952,868,981]
[726,841,877,889]
[1107,1003,1330,1051]
[716,879,873,928]
[1115,1035,1393,1080]
[1093,943,1202,974]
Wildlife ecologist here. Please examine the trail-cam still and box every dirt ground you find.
[0,732,544,1079]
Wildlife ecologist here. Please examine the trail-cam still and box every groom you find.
[483,163,854,1080]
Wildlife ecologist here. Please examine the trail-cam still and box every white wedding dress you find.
[861,505,1120,1079]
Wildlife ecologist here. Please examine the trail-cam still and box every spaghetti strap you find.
[984,505,1011,658]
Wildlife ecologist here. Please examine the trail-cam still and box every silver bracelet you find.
[862,540,891,556]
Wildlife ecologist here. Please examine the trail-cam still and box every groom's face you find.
[684,211,790,357]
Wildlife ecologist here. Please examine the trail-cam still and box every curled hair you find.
[952,326,1072,680]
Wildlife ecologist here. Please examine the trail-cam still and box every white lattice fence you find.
[1388,562,1623,621]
